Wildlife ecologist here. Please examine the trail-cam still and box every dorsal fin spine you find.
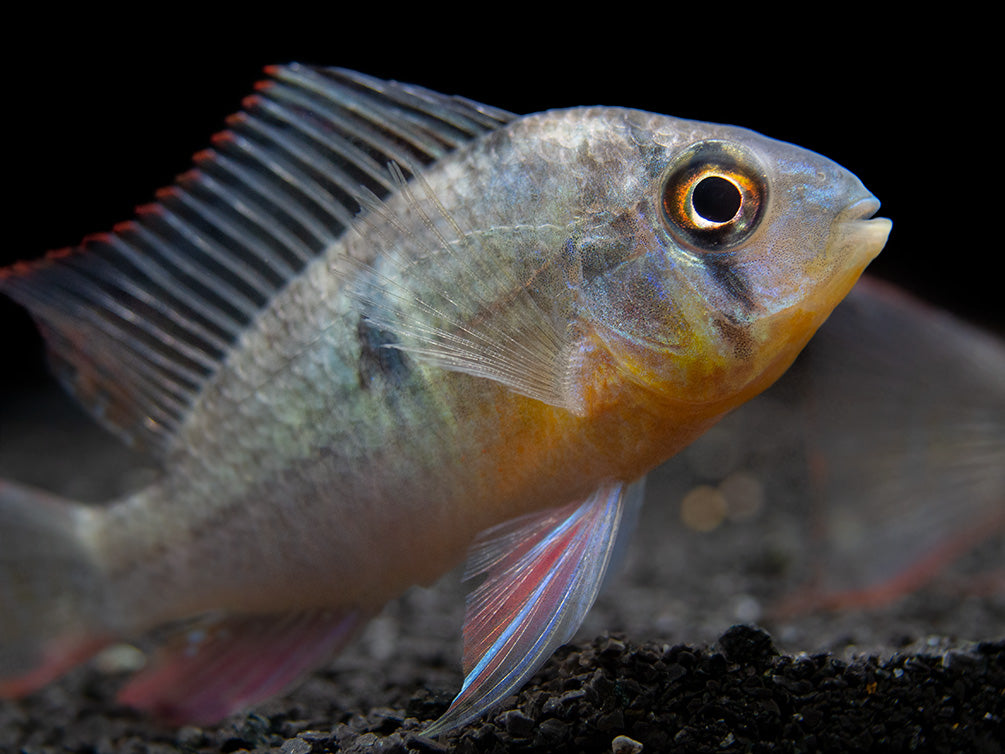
[273,67,451,161]
[168,178,299,282]
[252,92,396,192]
[222,114,358,231]
[186,155,316,266]
[40,253,214,383]
[143,198,276,309]
[121,216,263,326]
[211,137,335,252]
[67,249,232,357]
[270,69,455,170]
[322,68,504,147]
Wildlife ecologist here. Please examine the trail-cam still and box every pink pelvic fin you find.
[117,608,365,724]
[424,479,640,735]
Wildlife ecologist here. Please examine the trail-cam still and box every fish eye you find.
[660,141,767,251]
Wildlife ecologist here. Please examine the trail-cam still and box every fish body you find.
[0,66,889,731]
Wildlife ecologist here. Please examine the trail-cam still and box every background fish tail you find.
[0,480,114,696]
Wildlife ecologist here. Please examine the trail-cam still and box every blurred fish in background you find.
[663,275,1004,617]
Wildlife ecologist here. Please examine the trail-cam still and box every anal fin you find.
[423,479,642,735]
[117,608,366,724]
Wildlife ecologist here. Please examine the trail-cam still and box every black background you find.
[2,19,993,392]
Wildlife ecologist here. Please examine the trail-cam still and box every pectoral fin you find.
[348,165,587,415]
[423,479,644,735]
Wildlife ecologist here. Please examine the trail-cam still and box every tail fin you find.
[0,479,113,696]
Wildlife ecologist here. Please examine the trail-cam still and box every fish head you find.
[567,111,892,412]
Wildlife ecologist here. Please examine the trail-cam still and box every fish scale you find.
[0,65,891,732]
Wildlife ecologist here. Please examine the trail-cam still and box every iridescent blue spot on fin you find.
[423,479,642,736]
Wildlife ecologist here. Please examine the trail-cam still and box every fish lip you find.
[838,196,882,223]
[834,196,891,246]
[830,195,892,265]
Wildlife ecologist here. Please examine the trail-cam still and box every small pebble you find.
[612,734,644,753]
[91,643,147,674]
[503,708,536,738]
[280,737,312,754]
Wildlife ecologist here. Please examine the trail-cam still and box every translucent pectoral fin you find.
[348,165,587,415]
[423,479,641,736]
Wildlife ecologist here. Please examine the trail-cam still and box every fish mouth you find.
[833,196,892,264]
[840,196,880,221]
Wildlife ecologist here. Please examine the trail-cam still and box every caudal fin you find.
[0,479,113,696]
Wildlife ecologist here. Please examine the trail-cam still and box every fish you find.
[0,64,891,734]
[764,276,1005,613]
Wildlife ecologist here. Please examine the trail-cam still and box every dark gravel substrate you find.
[2,626,1002,753]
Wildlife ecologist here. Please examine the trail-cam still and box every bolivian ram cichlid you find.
[0,65,891,733]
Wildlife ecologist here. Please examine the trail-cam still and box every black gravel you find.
[3,627,1002,753]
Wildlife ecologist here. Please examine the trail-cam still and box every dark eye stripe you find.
[702,255,755,313]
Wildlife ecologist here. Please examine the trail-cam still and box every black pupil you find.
[692,176,741,223]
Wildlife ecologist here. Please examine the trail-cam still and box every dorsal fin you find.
[0,66,515,455]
